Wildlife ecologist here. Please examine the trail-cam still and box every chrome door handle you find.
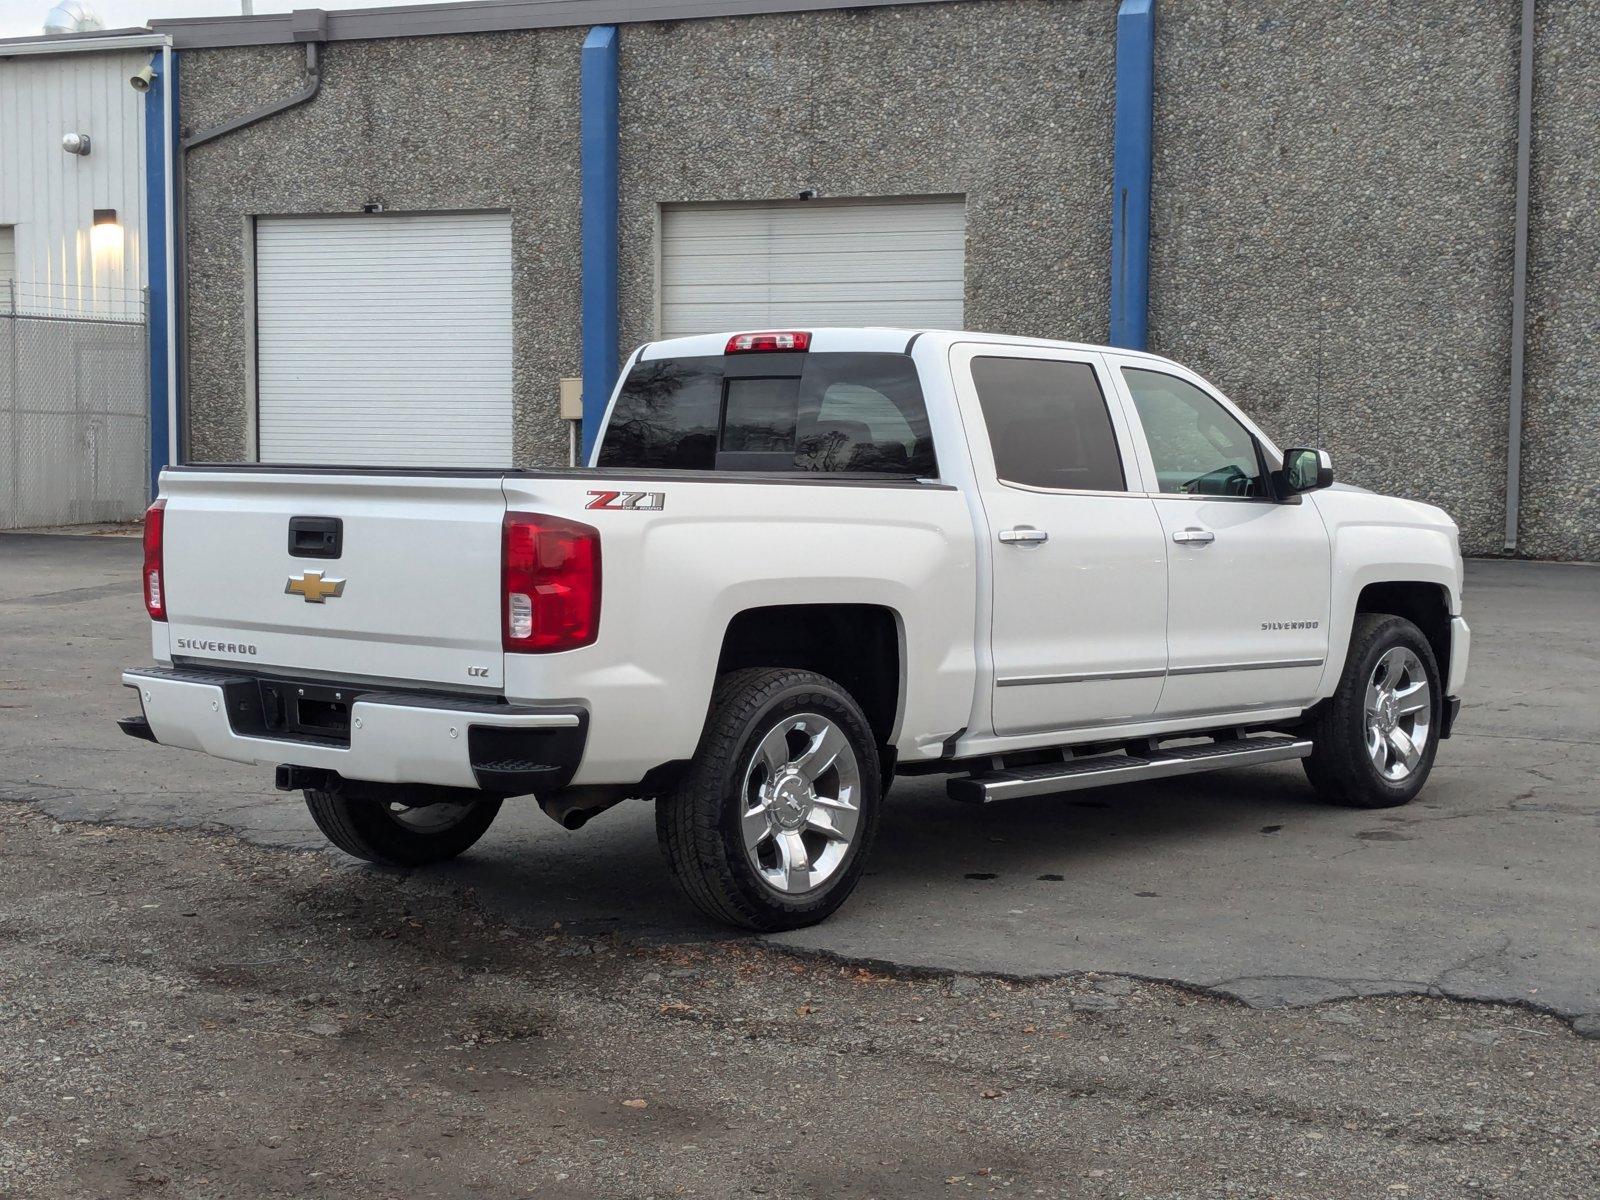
[999,527,1049,545]
[1172,527,1216,545]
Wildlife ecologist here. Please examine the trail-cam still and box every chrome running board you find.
[946,736,1313,804]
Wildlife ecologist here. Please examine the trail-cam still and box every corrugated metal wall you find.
[0,48,149,320]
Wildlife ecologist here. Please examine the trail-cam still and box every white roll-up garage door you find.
[255,212,513,466]
[658,197,965,338]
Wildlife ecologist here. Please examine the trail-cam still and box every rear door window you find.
[970,357,1126,492]
[598,352,936,477]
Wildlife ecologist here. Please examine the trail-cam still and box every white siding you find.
[254,212,514,467]
[0,48,149,319]
[659,197,966,338]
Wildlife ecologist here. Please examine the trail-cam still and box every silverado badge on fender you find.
[285,571,346,603]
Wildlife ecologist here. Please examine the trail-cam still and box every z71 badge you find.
[586,490,665,511]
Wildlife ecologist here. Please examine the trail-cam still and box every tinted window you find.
[797,353,934,474]
[970,357,1126,492]
[598,352,936,476]
[1122,368,1266,498]
[595,357,720,469]
[723,377,800,453]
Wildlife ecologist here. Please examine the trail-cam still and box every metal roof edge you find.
[0,29,169,56]
[151,0,965,51]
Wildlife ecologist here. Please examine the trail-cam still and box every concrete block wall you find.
[1148,1,1520,556]
[1519,0,1599,561]
[179,31,583,467]
[174,0,1598,558]
[614,2,1115,356]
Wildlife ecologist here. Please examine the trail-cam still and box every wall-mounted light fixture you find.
[62,132,91,156]
[91,207,123,258]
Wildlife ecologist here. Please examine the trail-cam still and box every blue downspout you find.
[580,26,619,463]
[1109,0,1155,350]
[144,49,170,498]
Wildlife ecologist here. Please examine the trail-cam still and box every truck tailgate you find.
[159,470,508,690]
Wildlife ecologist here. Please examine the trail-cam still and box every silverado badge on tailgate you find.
[284,571,346,603]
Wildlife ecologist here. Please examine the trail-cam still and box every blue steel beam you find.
[580,25,620,462]
[1109,0,1154,351]
[143,49,170,498]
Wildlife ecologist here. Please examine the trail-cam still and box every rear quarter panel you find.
[500,475,977,786]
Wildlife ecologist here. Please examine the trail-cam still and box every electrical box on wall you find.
[559,377,584,422]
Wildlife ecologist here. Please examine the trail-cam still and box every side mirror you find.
[1281,447,1334,494]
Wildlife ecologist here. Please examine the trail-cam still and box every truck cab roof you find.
[637,327,1186,369]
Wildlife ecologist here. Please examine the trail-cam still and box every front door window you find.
[1122,368,1267,498]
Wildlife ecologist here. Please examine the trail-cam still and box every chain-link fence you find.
[1,283,150,530]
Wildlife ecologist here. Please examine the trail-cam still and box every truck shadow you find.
[437,762,1334,943]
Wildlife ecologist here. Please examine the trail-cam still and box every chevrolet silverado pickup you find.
[121,328,1469,930]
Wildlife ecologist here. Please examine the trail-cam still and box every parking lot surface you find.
[3,533,1596,1020]
[2,532,1598,1198]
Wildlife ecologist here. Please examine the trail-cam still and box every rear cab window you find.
[597,352,937,477]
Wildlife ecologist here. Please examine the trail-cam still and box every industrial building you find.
[3,0,1594,560]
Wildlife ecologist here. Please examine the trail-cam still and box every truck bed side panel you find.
[499,476,977,786]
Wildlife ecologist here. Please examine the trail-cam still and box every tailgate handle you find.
[288,516,343,559]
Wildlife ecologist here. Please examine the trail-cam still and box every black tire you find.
[304,780,502,867]
[1303,613,1442,808]
[656,667,883,932]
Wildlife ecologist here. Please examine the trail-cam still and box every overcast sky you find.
[1,0,453,39]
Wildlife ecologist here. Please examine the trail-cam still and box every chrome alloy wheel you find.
[1364,647,1432,782]
[382,798,478,834]
[740,714,862,895]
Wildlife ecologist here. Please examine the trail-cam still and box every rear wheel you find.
[656,668,882,931]
[1303,614,1441,808]
[305,780,502,867]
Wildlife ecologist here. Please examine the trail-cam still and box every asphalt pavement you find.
[2,532,1596,1025]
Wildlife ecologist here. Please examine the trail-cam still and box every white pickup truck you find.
[122,328,1469,930]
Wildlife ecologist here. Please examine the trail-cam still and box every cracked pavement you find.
[2,534,1597,1027]
[4,802,1596,1200]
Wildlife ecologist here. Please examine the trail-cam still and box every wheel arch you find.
[1317,545,1461,704]
[1353,580,1453,687]
[715,603,905,749]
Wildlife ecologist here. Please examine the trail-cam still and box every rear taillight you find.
[725,330,811,354]
[501,513,600,653]
[142,499,167,621]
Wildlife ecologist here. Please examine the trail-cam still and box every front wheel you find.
[305,780,502,866]
[1303,614,1442,808]
[656,668,882,931]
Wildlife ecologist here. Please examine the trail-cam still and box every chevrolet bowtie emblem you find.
[285,571,346,603]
